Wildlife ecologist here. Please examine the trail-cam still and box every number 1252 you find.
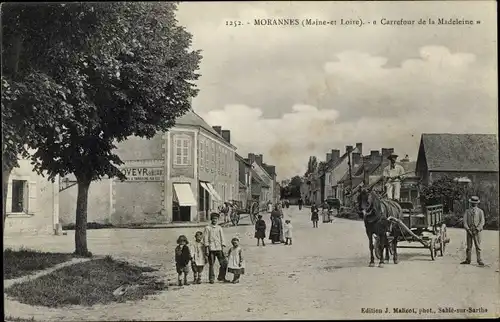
[226,20,243,27]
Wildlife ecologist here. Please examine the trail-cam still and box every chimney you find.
[326,153,332,162]
[255,154,263,166]
[248,153,256,163]
[370,150,380,163]
[352,152,361,165]
[221,130,231,143]
[345,145,353,154]
[212,126,222,135]
[331,149,340,163]
[381,148,393,158]
[355,143,363,154]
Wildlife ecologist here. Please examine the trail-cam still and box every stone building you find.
[59,109,239,225]
[4,158,60,235]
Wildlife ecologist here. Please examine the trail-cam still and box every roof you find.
[263,164,276,177]
[236,153,252,167]
[419,133,499,172]
[400,161,417,175]
[323,146,362,173]
[250,168,269,187]
[175,109,236,148]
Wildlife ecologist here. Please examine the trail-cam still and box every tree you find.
[1,3,201,255]
[420,176,465,213]
[305,156,318,176]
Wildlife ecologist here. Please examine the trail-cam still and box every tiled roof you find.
[419,133,498,172]
[175,109,236,148]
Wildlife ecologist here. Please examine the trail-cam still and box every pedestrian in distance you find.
[284,219,293,245]
[461,196,485,267]
[203,212,229,284]
[227,237,245,284]
[254,214,267,246]
[190,231,207,284]
[311,202,319,228]
[175,235,192,286]
[298,197,303,210]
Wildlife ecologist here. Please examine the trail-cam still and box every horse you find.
[357,188,403,268]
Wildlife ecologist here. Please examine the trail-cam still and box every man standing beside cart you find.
[460,196,485,267]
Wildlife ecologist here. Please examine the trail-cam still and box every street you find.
[4,206,499,320]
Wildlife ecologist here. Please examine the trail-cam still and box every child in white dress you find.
[284,220,293,245]
[190,231,207,284]
[227,237,245,284]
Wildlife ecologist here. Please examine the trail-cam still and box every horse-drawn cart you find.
[219,200,261,226]
[374,202,451,260]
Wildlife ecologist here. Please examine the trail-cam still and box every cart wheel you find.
[439,224,447,256]
[373,235,381,260]
[430,237,436,261]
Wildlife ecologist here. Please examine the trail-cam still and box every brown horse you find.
[357,189,403,267]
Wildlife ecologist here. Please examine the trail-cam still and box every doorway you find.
[172,202,191,222]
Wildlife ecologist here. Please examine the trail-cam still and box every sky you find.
[176,1,497,180]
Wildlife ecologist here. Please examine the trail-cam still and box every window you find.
[205,141,209,169]
[11,180,28,213]
[211,142,215,170]
[174,135,191,166]
[199,139,204,170]
[222,149,226,176]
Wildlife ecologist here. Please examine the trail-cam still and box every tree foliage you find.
[1,3,202,253]
[420,176,466,213]
[305,156,318,176]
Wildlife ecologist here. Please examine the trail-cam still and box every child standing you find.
[175,235,192,286]
[254,214,266,246]
[190,231,207,284]
[284,219,293,245]
[227,237,245,284]
[311,203,319,228]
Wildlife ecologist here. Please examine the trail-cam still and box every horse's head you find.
[357,188,374,219]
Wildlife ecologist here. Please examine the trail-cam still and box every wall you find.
[5,159,59,235]
[59,177,111,225]
[113,181,164,224]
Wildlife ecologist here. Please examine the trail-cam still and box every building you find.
[416,133,499,186]
[236,153,253,209]
[247,153,275,206]
[322,143,363,204]
[59,109,239,225]
[4,158,60,235]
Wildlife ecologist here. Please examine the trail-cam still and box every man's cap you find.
[210,212,220,219]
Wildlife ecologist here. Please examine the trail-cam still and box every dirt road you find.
[4,206,499,320]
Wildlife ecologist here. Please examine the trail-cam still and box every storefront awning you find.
[173,183,197,206]
[205,182,222,202]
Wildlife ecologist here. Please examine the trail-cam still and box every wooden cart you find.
[219,200,261,226]
[374,203,450,260]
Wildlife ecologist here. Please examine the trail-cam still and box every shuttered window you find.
[7,179,36,214]
[174,135,191,166]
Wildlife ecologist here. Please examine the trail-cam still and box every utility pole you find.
[347,147,353,193]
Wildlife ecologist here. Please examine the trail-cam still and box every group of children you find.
[175,215,245,286]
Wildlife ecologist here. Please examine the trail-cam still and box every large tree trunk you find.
[75,179,92,257]
[2,167,13,234]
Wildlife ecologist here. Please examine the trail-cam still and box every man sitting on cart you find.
[383,153,406,202]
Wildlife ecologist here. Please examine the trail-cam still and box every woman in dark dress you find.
[254,214,266,246]
[269,205,283,244]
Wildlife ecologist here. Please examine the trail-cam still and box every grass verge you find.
[4,248,74,280]
[5,256,165,307]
